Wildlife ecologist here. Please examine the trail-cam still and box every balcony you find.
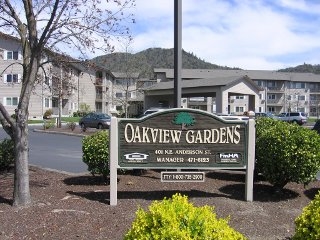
[267,87,284,93]
[310,100,320,106]
[310,89,320,93]
[267,99,284,105]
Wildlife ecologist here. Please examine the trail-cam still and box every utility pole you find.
[174,0,182,108]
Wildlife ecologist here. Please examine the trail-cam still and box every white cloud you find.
[121,0,320,70]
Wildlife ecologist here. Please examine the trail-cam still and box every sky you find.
[113,0,320,71]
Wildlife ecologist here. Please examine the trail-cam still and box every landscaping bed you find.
[1,166,319,239]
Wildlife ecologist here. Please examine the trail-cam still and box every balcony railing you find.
[267,87,284,92]
[267,99,284,105]
[310,89,320,93]
[310,100,320,106]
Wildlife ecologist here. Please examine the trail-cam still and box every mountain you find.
[91,48,241,78]
[278,63,320,74]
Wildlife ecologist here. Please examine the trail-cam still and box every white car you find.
[141,107,170,117]
[277,112,307,125]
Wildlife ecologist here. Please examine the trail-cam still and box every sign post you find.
[110,117,118,206]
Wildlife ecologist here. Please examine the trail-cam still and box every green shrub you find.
[66,121,76,131]
[124,193,247,240]
[293,191,320,240]
[43,119,55,130]
[82,130,109,179]
[0,139,15,171]
[73,110,88,117]
[255,118,320,189]
[43,109,53,119]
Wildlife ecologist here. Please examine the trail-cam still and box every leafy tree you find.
[172,112,195,130]
[0,0,134,207]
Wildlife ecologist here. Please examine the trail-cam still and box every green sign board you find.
[118,109,248,169]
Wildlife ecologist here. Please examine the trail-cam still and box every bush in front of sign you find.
[0,138,14,171]
[255,118,320,191]
[293,190,320,240]
[124,193,247,240]
[82,130,109,180]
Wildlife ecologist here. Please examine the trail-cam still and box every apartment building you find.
[0,32,146,119]
[0,33,50,119]
[0,33,94,119]
[148,69,320,117]
[3,30,320,118]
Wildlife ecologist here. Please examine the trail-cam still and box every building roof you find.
[111,72,140,79]
[154,68,320,82]
[146,75,263,91]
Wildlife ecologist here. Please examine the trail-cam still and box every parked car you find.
[216,113,249,121]
[139,107,170,117]
[277,112,308,125]
[79,112,111,130]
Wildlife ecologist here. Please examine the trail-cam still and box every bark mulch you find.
[1,166,319,240]
[1,126,320,239]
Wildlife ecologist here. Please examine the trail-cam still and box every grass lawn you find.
[28,117,80,124]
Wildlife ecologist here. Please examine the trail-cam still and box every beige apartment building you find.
[145,68,320,117]
[2,31,320,119]
[0,32,145,119]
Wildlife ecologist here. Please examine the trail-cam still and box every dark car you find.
[79,112,111,130]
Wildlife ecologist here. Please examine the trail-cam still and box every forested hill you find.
[91,48,240,78]
[278,63,320,74]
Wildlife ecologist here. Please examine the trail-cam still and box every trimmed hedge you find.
[255,118,320,189]
[82,130,109,179]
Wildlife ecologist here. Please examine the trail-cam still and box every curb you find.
[33,128,87,137]
[29,164,89,176]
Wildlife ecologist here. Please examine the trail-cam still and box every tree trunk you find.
[13,122,31,206]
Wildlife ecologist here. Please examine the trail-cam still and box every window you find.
[130,92,136,99]
[298,95,305,101]
[268,94,276,100]
[44,98,50,108]
[71,102,77,110]
[256,80,262,87]
[268,107,275,112]
[4,74,20,83]
[267,81,276,87]
[4,97,19,106]
[235,96,245,99]
[295,82,306,89]
[235,106,244,112]
[52,98,58,108]
[6,51,19,60]
[116,92,123,98]
[116,106,123,111]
